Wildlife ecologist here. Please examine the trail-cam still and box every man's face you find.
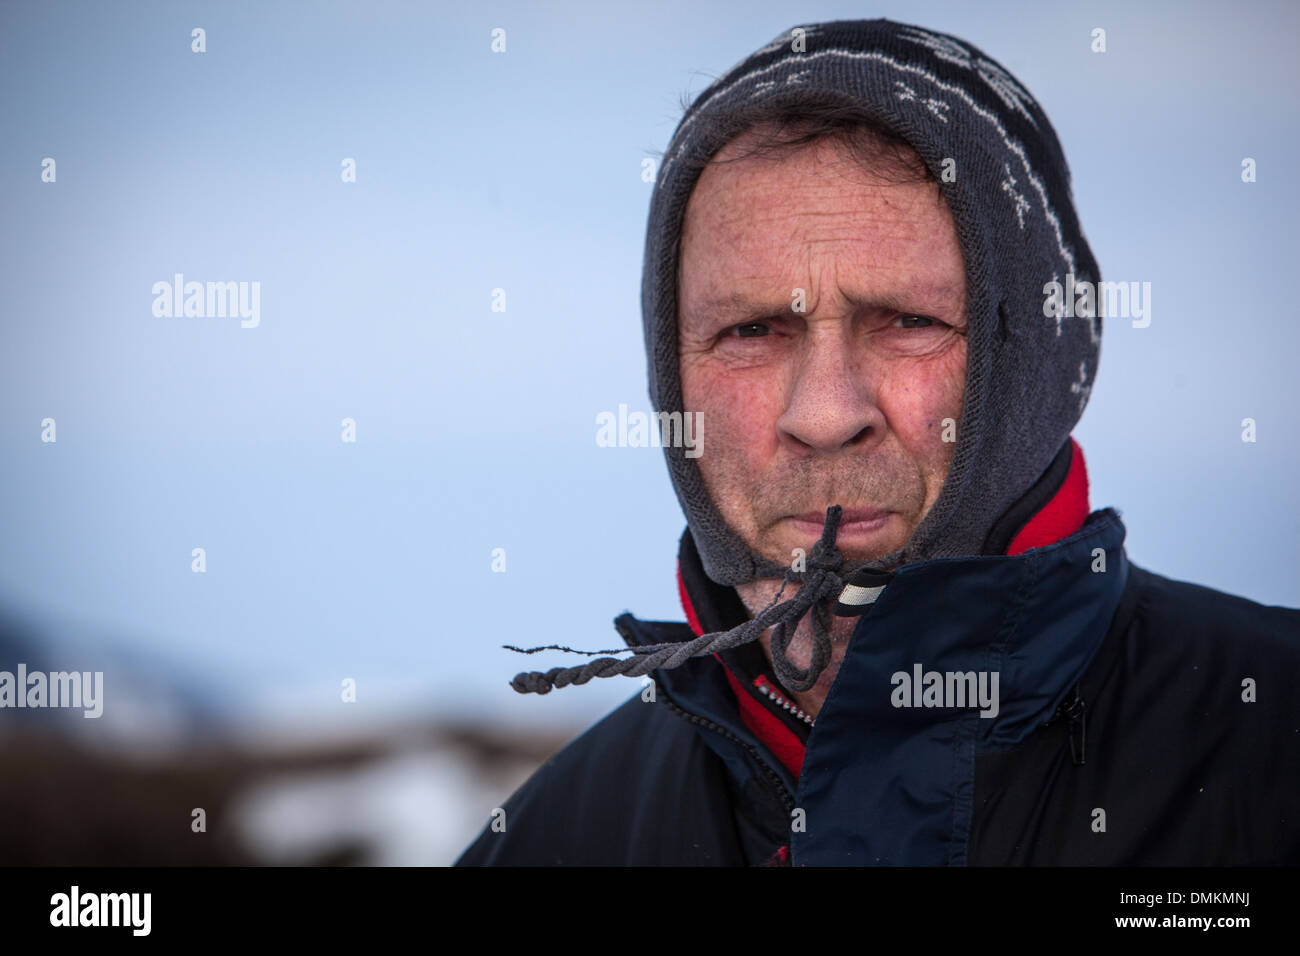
[678,130,968,566]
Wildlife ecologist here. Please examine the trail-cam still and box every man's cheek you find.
[910,360,965,449]
[693,390,772,517]
[712,390,779,467]
[696,400,747,479]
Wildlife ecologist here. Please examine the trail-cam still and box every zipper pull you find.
[1060,687,1086,766]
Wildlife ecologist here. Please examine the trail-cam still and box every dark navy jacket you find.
[457,457,1300,866]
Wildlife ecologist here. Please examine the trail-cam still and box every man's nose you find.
[775,328,883,454]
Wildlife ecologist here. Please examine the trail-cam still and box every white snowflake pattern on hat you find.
[897,26,1039,129]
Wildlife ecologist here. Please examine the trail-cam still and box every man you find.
[456,19,1300,866]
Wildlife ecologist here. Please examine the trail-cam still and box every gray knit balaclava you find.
[508,18,1102,696]
[646,17,1101,588]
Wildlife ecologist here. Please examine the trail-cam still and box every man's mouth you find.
[786,508,893,539]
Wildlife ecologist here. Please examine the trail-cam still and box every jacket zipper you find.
[657,688,797,815]
[753,674,815,727]
[613,614,796,819]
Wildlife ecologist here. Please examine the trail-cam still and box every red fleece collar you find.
[676,436,1092,781]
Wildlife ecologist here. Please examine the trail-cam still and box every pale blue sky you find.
[1,0,1297,733]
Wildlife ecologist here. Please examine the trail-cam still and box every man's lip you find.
[788,508,890,525]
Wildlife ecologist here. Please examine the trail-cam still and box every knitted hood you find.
[645,17,1101,588]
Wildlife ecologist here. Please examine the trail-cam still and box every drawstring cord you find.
[507,506,847,695]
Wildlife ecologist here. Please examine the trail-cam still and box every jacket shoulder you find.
[1125,562,1300,661]
[1087,563,1300,862]
[973,563,1300,865]
[454,691,745,866]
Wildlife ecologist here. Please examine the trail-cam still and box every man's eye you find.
[732,322,771,338]
[895,314,936,329]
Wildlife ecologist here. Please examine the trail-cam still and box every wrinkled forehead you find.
[674,124,949,265]
[674,138,966,325]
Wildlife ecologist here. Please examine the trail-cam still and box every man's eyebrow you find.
[688,287,964,317]
[690,291,771,315]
